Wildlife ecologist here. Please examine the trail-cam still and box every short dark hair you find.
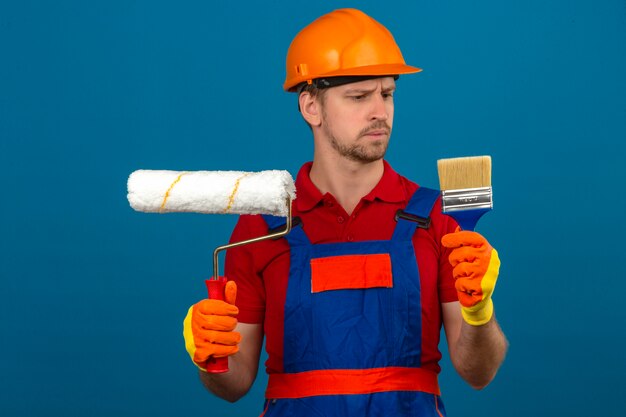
[298,82,327,101]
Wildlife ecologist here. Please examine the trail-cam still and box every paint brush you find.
[437,155,493,231]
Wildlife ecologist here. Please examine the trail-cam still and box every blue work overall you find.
[261,187,446,417]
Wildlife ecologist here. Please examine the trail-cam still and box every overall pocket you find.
[309,253,396,369]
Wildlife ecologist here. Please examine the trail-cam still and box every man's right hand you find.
[183,281,241,371]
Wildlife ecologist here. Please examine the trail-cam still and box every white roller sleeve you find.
[127,170,296,217]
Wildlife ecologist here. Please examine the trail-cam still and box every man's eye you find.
[350,95,366,101]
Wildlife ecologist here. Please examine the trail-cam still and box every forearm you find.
[441,230,507,388]
[198,322,263,402]
[449,313,508,389]
[198,353,258,402]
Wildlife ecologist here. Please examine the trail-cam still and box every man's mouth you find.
[361,129,389,137]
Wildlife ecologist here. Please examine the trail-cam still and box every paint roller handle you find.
[205,277,230,373]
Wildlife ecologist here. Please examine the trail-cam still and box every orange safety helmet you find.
[283,8,421,92]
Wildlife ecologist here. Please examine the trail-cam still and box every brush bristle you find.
[437,156,492,190]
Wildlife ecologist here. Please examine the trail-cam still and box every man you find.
[183,8,507,416]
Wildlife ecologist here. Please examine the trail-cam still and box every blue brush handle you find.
[446,208,491,231]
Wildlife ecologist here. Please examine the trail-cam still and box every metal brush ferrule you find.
[441,187,493,212]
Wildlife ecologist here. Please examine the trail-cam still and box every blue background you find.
[1,1,625,416]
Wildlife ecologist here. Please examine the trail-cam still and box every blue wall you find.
[1,1,625,416]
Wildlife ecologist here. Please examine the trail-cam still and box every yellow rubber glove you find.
[183,281,241,371]
[441,230,500,326]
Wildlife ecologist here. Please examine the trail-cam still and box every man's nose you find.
[369,94,389,121]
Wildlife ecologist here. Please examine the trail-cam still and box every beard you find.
[323,119,392,163]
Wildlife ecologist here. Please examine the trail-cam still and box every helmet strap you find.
[296,75,399,94]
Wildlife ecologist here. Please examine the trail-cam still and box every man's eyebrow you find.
[344,87,377,94]
[344,85,396,94]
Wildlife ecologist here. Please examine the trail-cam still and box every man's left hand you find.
[442,230,501,326]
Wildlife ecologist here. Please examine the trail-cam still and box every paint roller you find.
[127,169,296,372]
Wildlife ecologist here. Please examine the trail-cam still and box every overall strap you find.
[392,186,441,241]
[261,214,310,246]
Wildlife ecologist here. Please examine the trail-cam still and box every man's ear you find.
[299,92,322,127]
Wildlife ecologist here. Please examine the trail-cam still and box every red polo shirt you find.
[225,161,458,374]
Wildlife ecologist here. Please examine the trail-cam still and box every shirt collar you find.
[294,162,323,213]
[294,160,406,213]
